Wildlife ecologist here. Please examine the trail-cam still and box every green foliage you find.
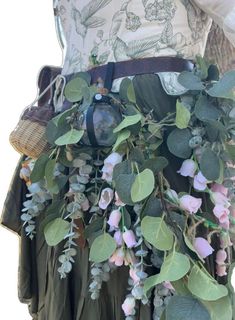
[115,173,135,205]
[30,154,49,182]
[45,159,59,194]
[167,128,192,159]
[113,114,142,133]
[175,100,191,129]
[141,157,169,174]
[195,95,221,121]
[64,77,89,102]
[44,218,70,246]
[55,129,84,146]
[202,296,233,320]
[89,232,117,263]
[188,265,228,301]
[165,296,211,320]
[112,129,130,151]
[127,81,136,103]
[131,169,155,202]
[84,217,104,239]
[200,149,220,181]
[141,216,174,251]
[178,71,204,90]
[207,71,235,99]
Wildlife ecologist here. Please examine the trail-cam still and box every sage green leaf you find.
[74,72,91,85]
[226,144,235,162]
[113,114,142,133]
[45,159,59,194]
[115,173,135,205]
[55,129,84,146]
[129,147,145,165]
[200,149,220,181]
[188,265,228,301]
[171,279,190,296]
[165,296,211,320]
[167,128,192,159]
[196,55,208,80]
[119,78,132,102]
[141,216,174,251]
[112,130,130,151]
[141,157,168,174]
[178,71,204,90]
[207,70,235,99]
[30,154,49,182]
[160,310,166,320]
[89,232,117,263]
[44,218,70,246]
[195,95,221,122]
[141,195,162,218]
[84,217,104,239]
[131,169,155,202]
[160,252,190,282]
[202,296,232,320]
[175,100,191,129]
[112,160,132,183]
[127,82,136,103]
[183,233,204,262]
[64,77,89,102]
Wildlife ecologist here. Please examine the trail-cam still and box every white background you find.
[0,1,61,318]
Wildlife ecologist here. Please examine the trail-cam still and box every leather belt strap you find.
[87,57,194,84]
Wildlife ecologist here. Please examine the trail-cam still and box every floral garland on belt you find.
[20,57,235,320]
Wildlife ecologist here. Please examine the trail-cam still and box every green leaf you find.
[64,77,89,102]
[84,217,104,239]
[188,265,228,301]
[44,218,70,246]
[129,147,145,165]
[178,71,204,90]
[175,100,191,129]
[112,130,130,151]
[196,55,208,80]
[202,296,233,320]
[207,71,235,99]
[165,296,211,320]
[141,195,162,218]
[74,72,91,85]
[195,95,221,121]
[115,173,135,205]
[119,78,132,102]
[131,169,155,202]
[167,128,192,159]
[141,157,169,174]
[30,154,49,182]
[141,216,174,251]
[113,114,142,133]
[127,81,136,103]
[226,144,235,162]
[89,232,117,263]
[171,278,190,296]
[144,252,190,294]
[183,233,204,262]
[200,149,220,181]
[45,159,59,194]
[112,160,132,182]
[55,129,84,146]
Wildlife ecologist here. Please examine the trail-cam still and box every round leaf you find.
[207,70,235,99]
[113,114,142,133]
[131,169,155,202]
[200,149,220,181]
[115,173,135,205]
[188,265,228,301]
[178,71,204,90]
[89,233,117,263]
[167,128,192,159]
[195,95,221,121]
[175,100,191,129]
[166,296,211,320]
[55,129,84,146]
[64,77,88,102]
[141,216,174,251]
[44,218,70,246]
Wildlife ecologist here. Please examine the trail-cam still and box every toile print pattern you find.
[55,0,212,74]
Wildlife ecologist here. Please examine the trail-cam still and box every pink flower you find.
[98,188,114,210]
[211,184,228,196]
[114,230,123,246]
[107,210,121,228]
[193,237,214,258]
[122,296,136,316]
[179,195,202,214]
[177,159,197,178]
[216,265,227,277]
[109,248,125,266]
[129,268,140,284]
[115,191,125,207]
[101,152,122,182]
[123,230,137,248]
[193,171,208,191]
[213,205,230,224]
[216,249,227,265]
[211,192,230,208]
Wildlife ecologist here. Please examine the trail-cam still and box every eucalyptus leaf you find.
[64,77,89,102]
[226,144,235,162]
[141,157,169,174]
[89,232,117,263]
[84,217,104,239]
[188,265,228,301]
[112,130,130,151]
[119,78,132,102]
[112,160,132,183]
[129,148,145,165]
[196,55,208,80]
[183,233,204,262]
[115,173,135,205]
[195,95,221,121]
[113,114,142,133]
[200,149,220,181]
[45,159,59,194]
[202,296,233,320]
[207,71,235,99]
[175,100,191,129]
[167,128,192,159]
[30,154,49,183]
[165,296,211,320]
[55,129,84,146]
[131,169,155,202]
[44,218,70,246]
[178,71,204,90]
[141,195,162,218]
[141,216,174,251]
[127,81,136,103]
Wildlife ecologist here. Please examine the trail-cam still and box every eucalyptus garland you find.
[20,57,235,319]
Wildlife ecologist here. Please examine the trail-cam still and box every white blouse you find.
[53,0,235,76]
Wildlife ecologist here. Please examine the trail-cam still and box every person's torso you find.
[55,0,212,74]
